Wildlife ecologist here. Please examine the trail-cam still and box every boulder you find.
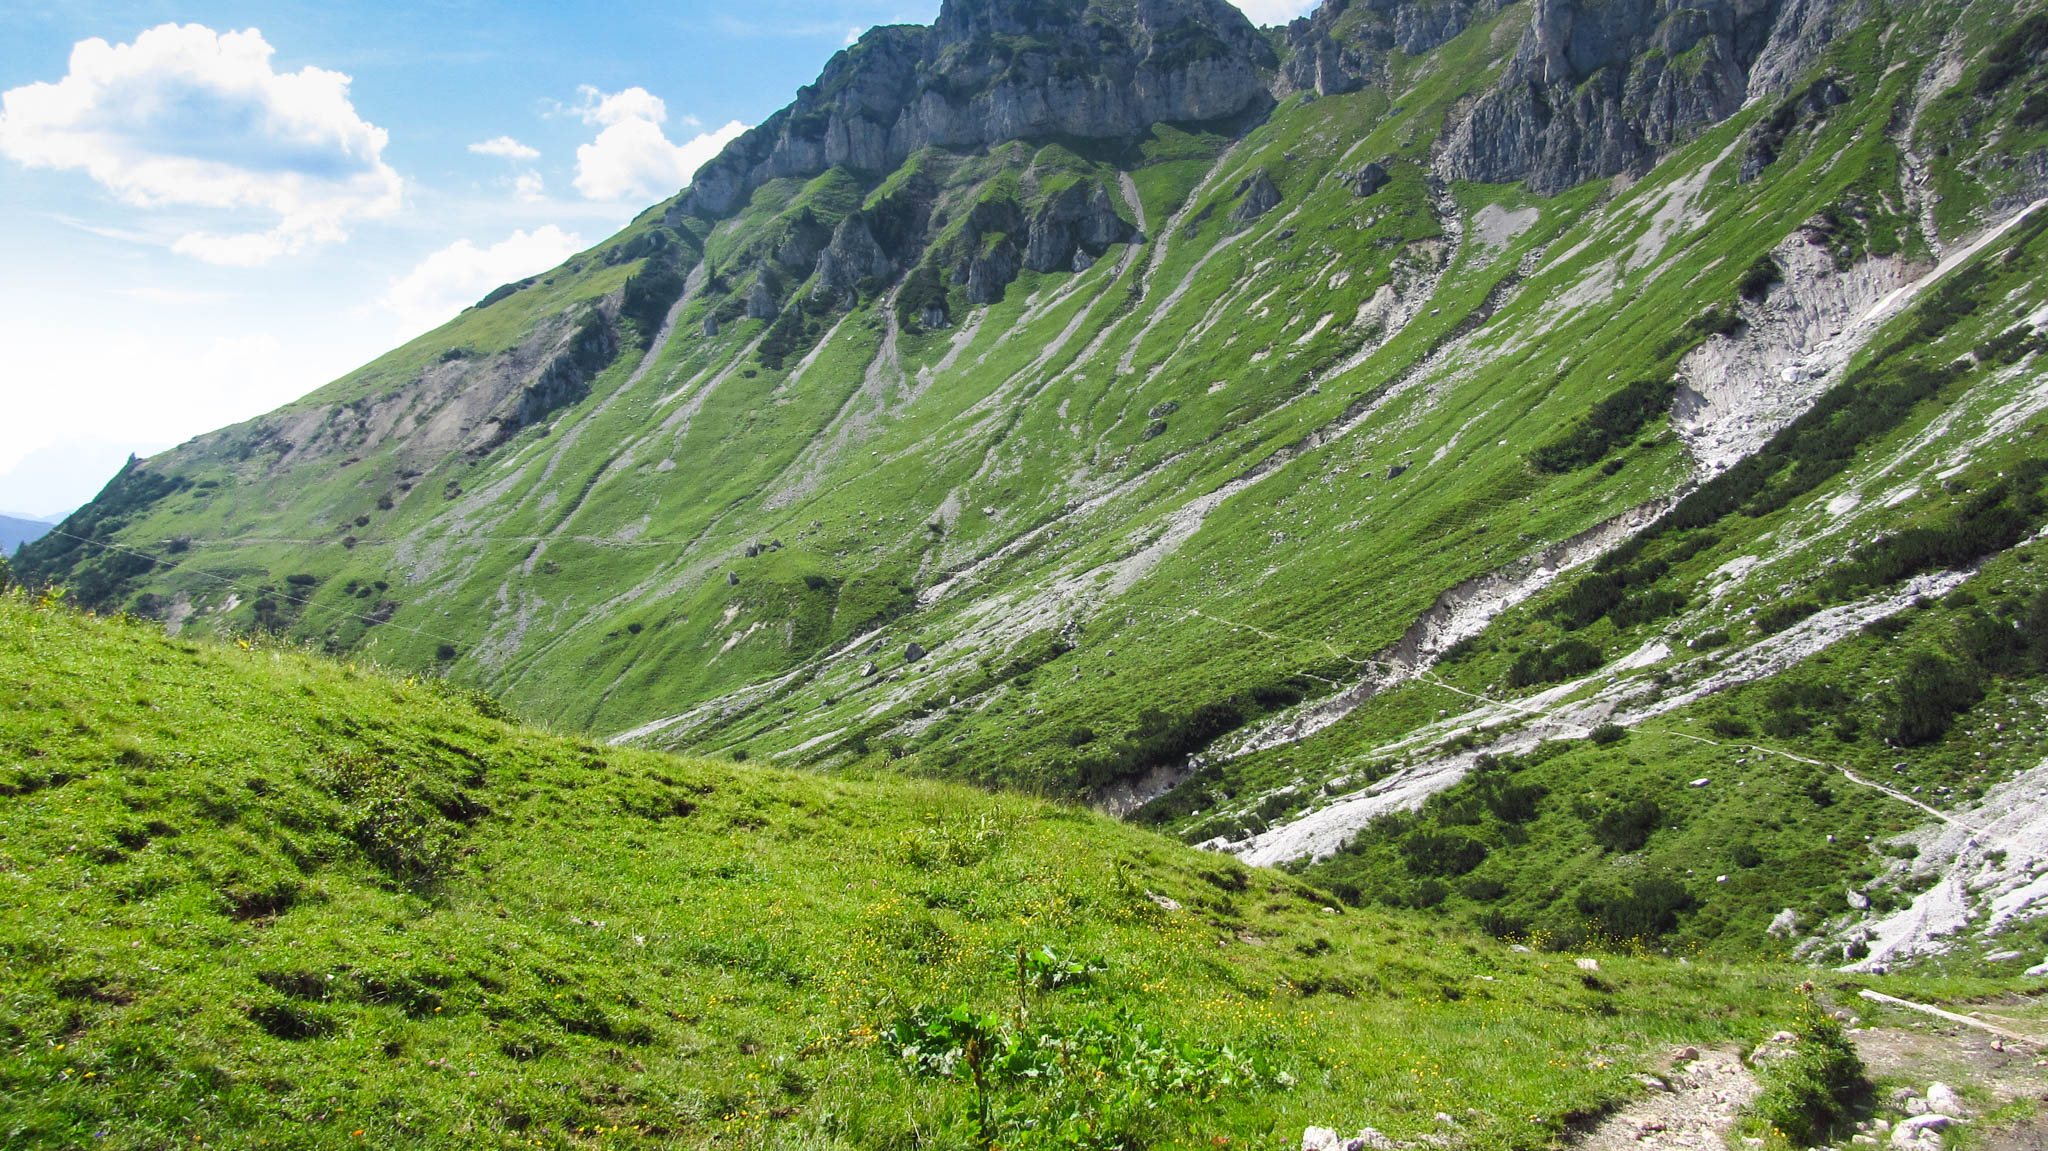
[1766,908,1800,938]
[1891,1114,1956,1149]
[1924,1083,1963,1116]
[1230,169,1282,227]
[1340,162,1392,198]
[904,642,928,663]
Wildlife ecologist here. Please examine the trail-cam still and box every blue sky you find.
[0,0,1313,517]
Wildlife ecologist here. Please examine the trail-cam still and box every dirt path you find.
[1572,1048,1759,1151]
[1566,1008,2048,1151]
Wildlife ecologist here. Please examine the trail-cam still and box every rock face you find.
[1023,181,1137,272]
[681,0,1868,239]
[681,0,1275,221]
[1275,0,1510,98]
[929,183,1137,304]
[1739,73,1851,182]
[1439,0,1857,194]
[812,213,897,299]
[746,277,779,320]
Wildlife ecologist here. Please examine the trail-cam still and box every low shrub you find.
[1886,650,1982,747]
[1508,640,1604,688]
[1590,799,1662,854]
[1530,378,1678,474]
[1749,1002,1868,1144]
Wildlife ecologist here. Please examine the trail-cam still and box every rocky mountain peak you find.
[679,0,1271,220]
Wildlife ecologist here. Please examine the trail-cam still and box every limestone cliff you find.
[680,0,1275,221]
[1437,0,1864,193]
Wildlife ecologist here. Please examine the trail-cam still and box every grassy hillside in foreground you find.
[0,589,1920,1149]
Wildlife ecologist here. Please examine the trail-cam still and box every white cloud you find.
[380,225,584,335]
[1228,0,1319,25]
[0,23,402,265]
[572,84,668,128]
[513,170,546,202]
[845,27,864,46]
[571,87,745,203]
[469,135,539,161]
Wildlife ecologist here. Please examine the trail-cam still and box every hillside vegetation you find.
[0,590,1842,1149]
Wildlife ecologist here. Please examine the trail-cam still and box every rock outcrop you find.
[1231,168,1282,226]
[1739,73,1851,182]
[1022,181,1137,272]
[1338,160,1391,197]
[746,277,779,320]
[1275,0,1510,98]
[812,213,897,299]
[1438,0,1858,194]
[679,0,1274,222]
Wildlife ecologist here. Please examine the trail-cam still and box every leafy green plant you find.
[892,1003,1291,1150]
[1020,945,1106,994]
[1590,799,1663,854]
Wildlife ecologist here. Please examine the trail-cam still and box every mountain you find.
[0,513,54,555]
[19,0,2048,963]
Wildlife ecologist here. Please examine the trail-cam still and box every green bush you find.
[1508,640,1604,687]
[1572,874,1693,940]
[1530,378,1678,474]
[1823,458,2048,600]
[1886,650,1983,746]
[1755,600,1821,635]
[1401,832,1488,877]
[1737,254,1784,302]
[1975,12,2048,95]
[1749,1002,1868,1144]
[1590,799,1662,854]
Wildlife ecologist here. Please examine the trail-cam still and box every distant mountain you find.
[21,0,2048,959]
[0,514,54,556]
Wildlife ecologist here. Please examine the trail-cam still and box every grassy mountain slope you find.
[16,0,2048,963]
[0,589,1846,1150]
